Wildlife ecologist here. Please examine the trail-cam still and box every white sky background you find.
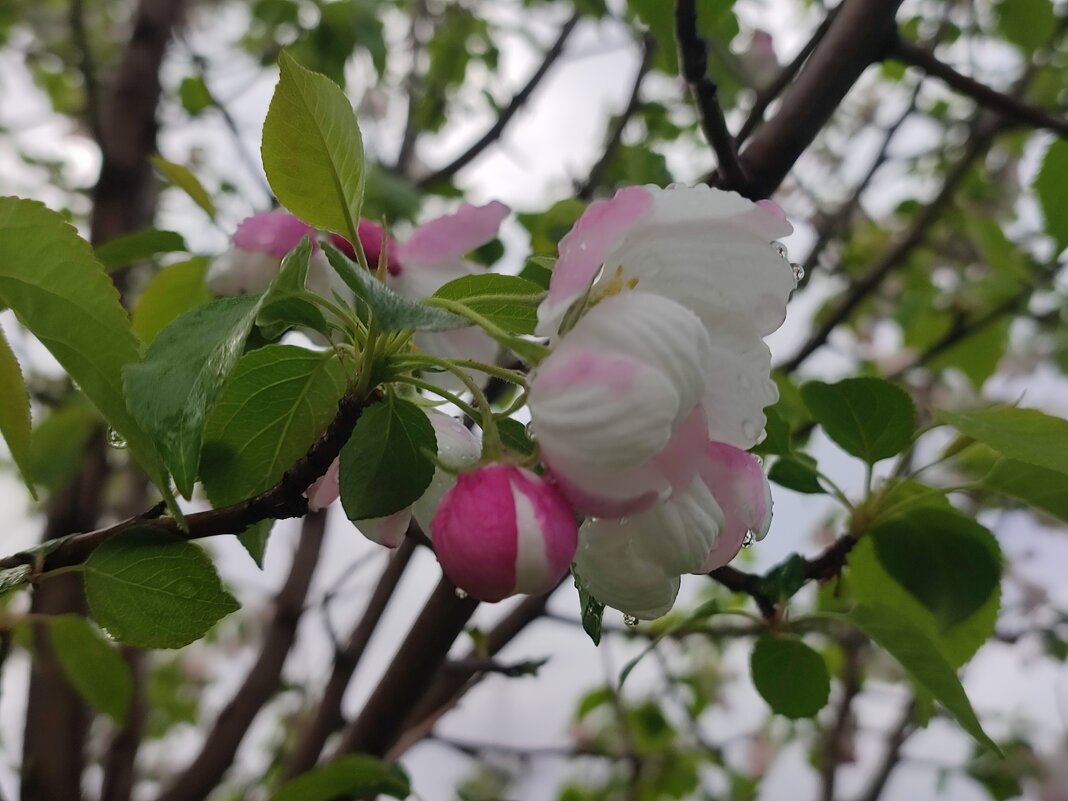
[1,0,1068,799]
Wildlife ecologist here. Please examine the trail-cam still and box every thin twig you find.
[674,0,749,193]
[892,36,1068,139]
[820,634,865,801]
[576,34,654,201]
[394,0,427,175]
[69,0,103,142]
[858,700,917,801]
[417,12,580,188]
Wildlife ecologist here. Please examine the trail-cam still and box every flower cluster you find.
[213,185,793,618]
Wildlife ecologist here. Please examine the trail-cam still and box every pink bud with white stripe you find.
[431,464,578,602]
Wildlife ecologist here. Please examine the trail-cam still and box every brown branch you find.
[100,648,147,801]
[857,700,916,801]
[708,566,777,619]
[69,0,103,142]
[416,12,580,188]
[282,536,417,779]
[156,511,328,801]
[393,0,427,176]
[576,34,654,201]
[820,634,865,801]
[333,576,479,757]
[892,36,1068,139]
[674,0,749,193]
[0,390,371,574]
[779,112,1001,374]
[734,7,839,146]
[732,0,904,199]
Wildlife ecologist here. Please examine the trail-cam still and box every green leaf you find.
[870,509,1001,631]
[0,197,172,513]
[238,520,273,568]
[270,755,409,801]
[0,326,35,497]
[1034,139,1068,253]
[178,75,214,116]
[0,564,32,597]
[262,51,365,241]
[749,635,830,719]
[433,273,543,335]
[759,554,808,602]
[842,603,1000,754]
[937,406,1068,476]
[751,406,792,457]
[519,257,553,290]
[573,569,605,646]
[200,345,346,508]
[848,508,1001,667]
[340,394,436,519]
[150,157,216,220]
[498,417,536,457]
[28,403,98,491]
[982,458,1068,525]
[48,614,132,724]
[124,295,263,498]
[322,244,468,331]
[995,0,1057,52]
[131,258,212,344]
[84,526,240,649]
[768,454,824,494]
[926,318,1010,390]
[256,237,329,339]
[95,229,187,272]
[801,377,916,463]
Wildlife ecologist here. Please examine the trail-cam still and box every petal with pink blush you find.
[396,201,510,265]
[697,442,773,572]
[537,186,653,336]
[305,458,340,512]
[232,211,316,259]
[331,221,401,275]
[358,507,413,548]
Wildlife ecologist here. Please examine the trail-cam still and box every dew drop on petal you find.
[623,614,638,629]
[771,241,789,261]
[742,531,755,549]
[106,428,127,449]
[791,262,805,283]
[454,587,468,599]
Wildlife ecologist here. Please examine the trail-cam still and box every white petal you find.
[702,336,779,449]
[575,522,680,620]
[358,507,413,548]
[628,477,725,575]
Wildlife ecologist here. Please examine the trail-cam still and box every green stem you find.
[423,297,551,364]
[354,319,381,397]
[396,376,482,424]
[871,482,977,525]
[395,353,528,387]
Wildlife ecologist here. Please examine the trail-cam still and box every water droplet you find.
[524,421,535,438]
[623,614,638,629]
[742,531,755,549]
[103,625,124,641]
[791,262,805,283]
[105,428,127,449]
[454,587,468,599]
[741,419,761,442]
[771,241,789,261]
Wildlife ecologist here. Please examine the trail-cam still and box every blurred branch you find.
[157,511,328,801]
[394,0,427,176]
[0,390,372,574]
[69,0,103,142]
[892,36,1068,139]
[858,700,917,801]
[333,576,479,757]
[820,634,865,801]
[100,648,147,801]
[732,0,904,199]
[576,34,654,201]
[283,536,417,779]
[707,566,777,618]
[417,12,580,188]
[674,0,750,193]
[734,7,839,146]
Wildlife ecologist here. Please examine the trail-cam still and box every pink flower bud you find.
[431,464,577,602]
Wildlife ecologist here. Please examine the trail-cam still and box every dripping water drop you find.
[106,428,127,449]
[623,614,638,629]
[742,531,755,549]
[791,262,805,283]
[454,587,468,599]
[771,241,789,261]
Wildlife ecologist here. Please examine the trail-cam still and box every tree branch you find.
[156,511,328,801]
[857,699,916,801]
[333,577,479,758]
[69,0,103,142]
[576,34,654,201]
[416,12,580,188]
[820,634,865,801]
[674,0,749,193]
[892,36,1068,139]
[100,648,147,801]
[732,0,904,199]
[283,536,417,778]
[0,390,371,574]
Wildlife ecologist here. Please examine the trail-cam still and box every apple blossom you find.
[207,210,341,298]
[431,463,577,602]
[527,291,714,517]
[575,440,773,618]
[305,411,481,548]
